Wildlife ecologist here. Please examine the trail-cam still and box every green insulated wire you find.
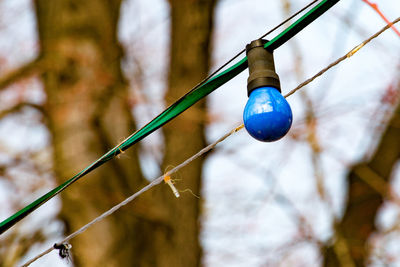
[0,0,340,235]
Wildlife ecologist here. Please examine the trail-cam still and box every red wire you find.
[362,0,400,37]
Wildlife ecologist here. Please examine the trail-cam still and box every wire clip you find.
[164,175,180,198]
[347,43,364,58]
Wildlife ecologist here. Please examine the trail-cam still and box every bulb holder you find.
[246,39,280,96]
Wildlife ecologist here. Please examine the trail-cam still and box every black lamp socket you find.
[246,39,281,96]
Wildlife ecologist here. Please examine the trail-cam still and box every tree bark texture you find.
[323,91,400,266]
[34,0,151,266]
[35,0,216,266]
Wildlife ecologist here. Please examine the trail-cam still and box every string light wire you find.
[1,0,333,235]
[21,17,400,266]
[193,0,319,89]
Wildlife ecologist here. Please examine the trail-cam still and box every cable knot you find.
[53,242,72,261]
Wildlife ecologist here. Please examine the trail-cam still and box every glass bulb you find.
[243,86,292,142]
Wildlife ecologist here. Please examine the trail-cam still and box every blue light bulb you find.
[243,86,292,142]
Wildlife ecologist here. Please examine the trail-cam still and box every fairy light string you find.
[21,17,400,266]
[0,0,340,235]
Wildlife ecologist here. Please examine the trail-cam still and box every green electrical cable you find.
[0,0,339,235]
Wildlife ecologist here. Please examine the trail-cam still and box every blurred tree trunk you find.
[163,0,216,266]
[161,0,216,266]
[323,85,400,266]
[34,0,216,266]
[34,0,149,266]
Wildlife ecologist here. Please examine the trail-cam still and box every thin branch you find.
[362,0,400,37]
[21,16,400,267]
[0,102,44,120]
[0,58,43,92]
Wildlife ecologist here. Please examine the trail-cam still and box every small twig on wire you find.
[164,174,180,198]
[21,16,400,267]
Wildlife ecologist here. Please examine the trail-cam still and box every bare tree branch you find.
[323,77,400,266]
[0,57,43,91]
[0,102,44,120]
